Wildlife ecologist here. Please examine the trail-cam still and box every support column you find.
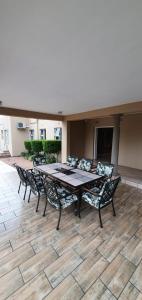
[61,121,70,163]
[111,115,121,175]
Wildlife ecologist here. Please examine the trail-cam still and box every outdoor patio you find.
[0,161,142,299]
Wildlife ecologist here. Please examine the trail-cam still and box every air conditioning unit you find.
[16,122,27,129]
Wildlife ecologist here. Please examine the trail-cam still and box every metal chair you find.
[82,176,121,228]
[33,154,47,167]
[43,180,79,230]
[77,158,93,172]
[14,164,30,200]
[90,162,114,193]
[26,170,46,211]
[66,155,79,168]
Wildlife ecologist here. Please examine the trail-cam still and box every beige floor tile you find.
[98,234,129,262]
[0,268,23,300]
[119,282,142,300]
[7,272,52,300]
[130,262,142,293]
[44,249,83,288]
[0,240,13,259]
[101,254,136,298]
[20,246,58,283]
[72,251,108,292]
[44,275,83,300]
[74,234,103,259]
[136,226,142,239]
[0,243,34,278]
[121,236,142,266]
[81,279,116,300]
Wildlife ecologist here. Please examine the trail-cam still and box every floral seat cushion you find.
[78,158,93,172]
[96,162,113,177]
[47,186,78,210]
[67,156,78,168]
[82,191,112,209]
[82,177,120,209]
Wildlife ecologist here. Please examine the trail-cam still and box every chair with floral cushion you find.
[90,162,114,193]
[82,176,121,228]
[14,164,30,200]
[26,169,47,211]
[43,180,79,230]
[33,154,47,167]
[77,158,93,172]
[66,155,79,168]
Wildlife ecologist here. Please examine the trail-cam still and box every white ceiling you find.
[0,0,142,115]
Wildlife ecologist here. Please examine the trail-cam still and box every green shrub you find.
[24,141,32,153]
[43,140,61,154]
[31,140,43,154]
[46,154,56,163]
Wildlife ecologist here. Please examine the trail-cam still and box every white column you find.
[111,115,121,175]
[61,121,70,163]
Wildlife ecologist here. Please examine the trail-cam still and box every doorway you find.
[96,127,113,162]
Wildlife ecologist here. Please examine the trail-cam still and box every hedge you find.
[42,140,61,154]
[24,141,32,153]
[31,140,43,154]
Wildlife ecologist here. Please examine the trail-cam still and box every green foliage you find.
[46,154,56,163]
[31,140,43,154]
[43,140,61,154]
[24,141,32,153]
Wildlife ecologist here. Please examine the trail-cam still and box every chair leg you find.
[23,185,27,201]
[112,199,116,216]
[98,208,103,228]
[28,189,31,203]
[36,194,40,212]
[43,196,48,216]
[78,198,81,219]
[18,181,21,193]
[56,208,62,230]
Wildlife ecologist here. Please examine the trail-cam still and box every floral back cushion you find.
[96,162,113,177]
[67,156,78,168]
[78,158,93,172]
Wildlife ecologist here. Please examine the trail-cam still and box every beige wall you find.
[70,121,85,158]
[9,117,29,156]
[82,114,142,170]
[118,114,142,169]
[29,119,62,140]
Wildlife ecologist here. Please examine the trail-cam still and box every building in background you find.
[0,116,62,156]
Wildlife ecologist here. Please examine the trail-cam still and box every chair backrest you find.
[33,155,47,167]
[78,158,93,172]
[99,176,121,205]
[26,170,44,195]
[67,155,78,168]
[96,162,114,177]
[44,180,60,208]
[14,164,28,185]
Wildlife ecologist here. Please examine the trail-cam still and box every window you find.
[29,129,34,140]
[40,129,46,140]
[54,127,62,140]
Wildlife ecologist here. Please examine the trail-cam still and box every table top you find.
[36,163,101,188]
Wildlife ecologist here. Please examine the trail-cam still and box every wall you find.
[118,114,142,169]
[0,116,11,151]
[29,119,62,140]
[84,117,114,159]
[70,121,85,158]
[10,117,29,156]
[83,114,142,170]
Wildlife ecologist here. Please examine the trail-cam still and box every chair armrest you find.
[82,187,98,196]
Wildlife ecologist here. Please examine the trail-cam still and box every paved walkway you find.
[0,161,142,299]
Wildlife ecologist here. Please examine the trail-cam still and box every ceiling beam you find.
[0,106,63,121]
[64,101,142,121]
